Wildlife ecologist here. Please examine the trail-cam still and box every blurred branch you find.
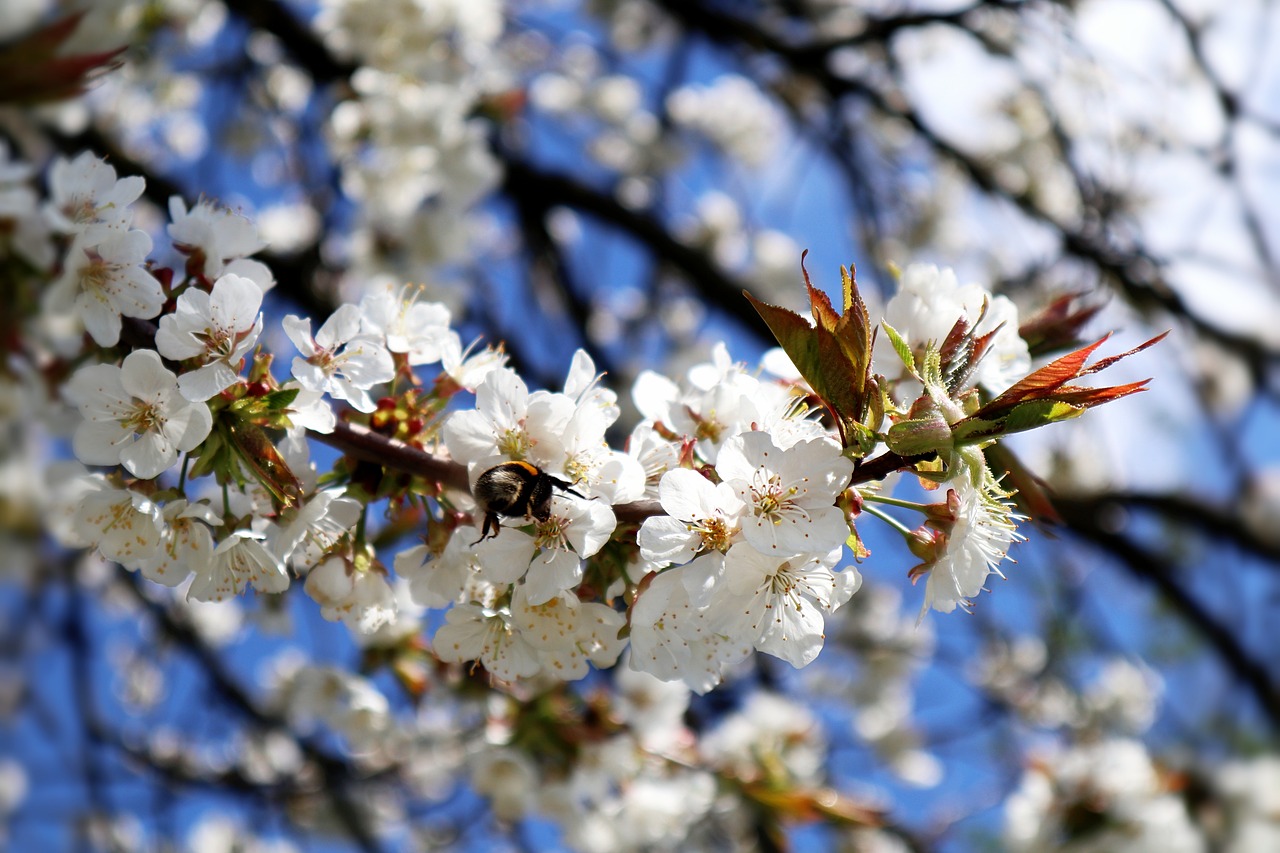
[1055,498,1280,729]
[221,0,774,345]
[500,156,771,342]
[120,572,389,853]
[651,0,1280,386]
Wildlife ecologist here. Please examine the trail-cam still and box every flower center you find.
[694,414,723,445]
[497,427,531,459]
[692,514,733,552]
[123,399,165,434]
[563,454,591,484]
[767,562,804,605]
[751,475,798,518]
[197,324,236,360]
[534,514,569,551]
[82,256,112,295]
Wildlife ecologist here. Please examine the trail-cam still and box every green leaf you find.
[1001,399,1086,433]
[846,523,871,560]
[880,322,918,379]
[951,417,1002,444]
[262,387,300,409]
[959,400,1085,443]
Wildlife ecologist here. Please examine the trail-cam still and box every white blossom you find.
[0,142,54,270]
[628,568,753,693]
[72,484,164,570]
[911,474,1024,619]
[667,75,782,166]
[283,305,395,413]
[168,196,266,277]
[880,264,1031,396]
[638,467,744,566]
[45,230,164,347]
[443,367,566,469]
[432,603,541,681]
[358,286,453,365]
[469,492,616,605]
[155,273,264,401]
[277,665,390,755]
[66,350,213,480]
[136,499,221,587]
[709,543,860,668]
[471,747,538,822]
[272,489,362,570]
[43,151,144,242]
[189,530,289,602]
[715,431,853,555]
[509,585,626,680]
[281,383,336,434]
[304,556,398,634]
[395,534,486,609]
[439,332,508,391]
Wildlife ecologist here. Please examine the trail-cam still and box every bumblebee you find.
[471,461,586,544]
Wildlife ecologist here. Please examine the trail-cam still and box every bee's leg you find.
[548,475,590,501]
[471,511,501,546]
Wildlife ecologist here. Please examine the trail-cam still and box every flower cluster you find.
[2,148,1159,799]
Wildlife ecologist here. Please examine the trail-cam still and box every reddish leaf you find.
[1019,292,1107,356]
[1078,331,1169,377]
[0,13,126,105]
[801,250,841,332]
[980,334,1113,414]
[955,332,1164,445]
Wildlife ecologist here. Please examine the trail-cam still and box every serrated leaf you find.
[846,523,871,560]
[801,257,874,410]
[840,264,856,314]
[979,335,1110,413]
[951,417,1002,444]
[833,264,874,397]
[1018,293,1106,357]
[801,251,841,333]
[881,322,918,379]
[971,332,1165,424]
[0,14,125,105]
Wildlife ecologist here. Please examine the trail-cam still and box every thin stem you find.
[862,492,930,512]
[861,503,916,540]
